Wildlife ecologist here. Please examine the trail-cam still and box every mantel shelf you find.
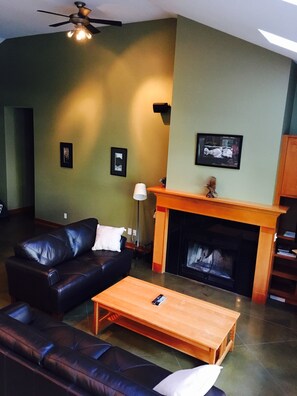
[147,186,287,228]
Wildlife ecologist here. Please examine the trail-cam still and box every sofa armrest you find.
[6,257,60,286]
[0,302,33,324]
[5,257,60,312]
[120,235,127,251]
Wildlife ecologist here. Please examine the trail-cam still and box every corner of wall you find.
[0,106,7,204]
[284,60,297,134]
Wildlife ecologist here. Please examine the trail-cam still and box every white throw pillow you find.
[92,225,126,252]
[153,365,222,396]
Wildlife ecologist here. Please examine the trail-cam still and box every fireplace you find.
[186,242,235,287]
[147,186,286,304]
[166,211,258,297]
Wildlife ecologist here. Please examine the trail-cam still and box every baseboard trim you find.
[8,206,34,215]
[34,218,61,228]
[6,208,61,229]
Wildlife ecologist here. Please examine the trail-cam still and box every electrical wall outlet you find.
[63,213,68,219]
[128,228,132,235]
[132,229,137,236]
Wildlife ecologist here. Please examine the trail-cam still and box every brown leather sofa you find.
[5,218,133,317]
[0,302,226,396]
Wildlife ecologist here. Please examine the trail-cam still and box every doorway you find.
[4,107,35,213]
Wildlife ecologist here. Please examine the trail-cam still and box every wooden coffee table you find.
[92,276,240,365]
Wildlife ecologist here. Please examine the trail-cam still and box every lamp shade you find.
[133,183,147,201]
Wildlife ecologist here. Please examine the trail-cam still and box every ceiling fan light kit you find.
[37,1,122,42]
[67,24,92,41]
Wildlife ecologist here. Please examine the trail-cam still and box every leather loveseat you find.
[0,302,226,396]
[5,218,133,318]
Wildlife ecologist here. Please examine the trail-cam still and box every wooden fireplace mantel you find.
[147,186,287,304]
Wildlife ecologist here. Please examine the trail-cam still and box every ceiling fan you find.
[37,1,122,38]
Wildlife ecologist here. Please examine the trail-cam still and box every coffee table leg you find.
[209,348,216,364]
[93,301,99,335]
[230,322,237,351]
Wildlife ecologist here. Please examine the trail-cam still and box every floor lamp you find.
[133,183,147,247]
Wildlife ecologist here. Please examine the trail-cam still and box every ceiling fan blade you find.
[88,18,122,27]
[49,21,71,27]
[37,10,69,18]
[85,24,101,34]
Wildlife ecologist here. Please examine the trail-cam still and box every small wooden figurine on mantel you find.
[206,176,218,198]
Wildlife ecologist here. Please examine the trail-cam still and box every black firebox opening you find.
[166,210,259,297]
[186,240,236,290]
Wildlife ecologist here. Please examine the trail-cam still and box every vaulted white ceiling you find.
[2,0,297,62]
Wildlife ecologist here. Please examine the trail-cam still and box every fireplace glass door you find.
[166,210,259,297]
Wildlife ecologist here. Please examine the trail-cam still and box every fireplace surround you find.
[166,210,259,297]
[148,186,286,304]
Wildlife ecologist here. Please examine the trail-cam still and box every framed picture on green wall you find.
[110,147,127,177]
[195,133,243,169]
[60,142,73,168]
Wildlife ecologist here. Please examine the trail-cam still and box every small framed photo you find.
[110,147,127,177]
[60,142,73,168]
[195,133,243,169]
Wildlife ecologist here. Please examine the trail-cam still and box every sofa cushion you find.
[49,258,104,314]
[99,346,171,389]
[14,227,73,267]
[30,309,112,360]
[92,225,126,252]
[44,347,159,395]
[65,218,98,257]
[0,312,54,365]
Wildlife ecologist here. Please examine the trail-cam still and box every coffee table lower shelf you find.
[93,307,235,366]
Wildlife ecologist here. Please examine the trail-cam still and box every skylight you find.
[282,0,297,5]
[259,29,297,53]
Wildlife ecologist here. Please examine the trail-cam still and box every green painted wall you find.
[1,15,296,244]
[0,19,176,243]
[167,17,292,204]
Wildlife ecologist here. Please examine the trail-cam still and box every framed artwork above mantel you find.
[195,133,243,169]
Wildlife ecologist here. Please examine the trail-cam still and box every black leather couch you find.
[0,302,226,396]
[5,218,133,317]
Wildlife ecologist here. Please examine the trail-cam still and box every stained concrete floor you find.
[0,213,296,396]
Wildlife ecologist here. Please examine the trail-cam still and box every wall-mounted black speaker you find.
[153,103,171,113]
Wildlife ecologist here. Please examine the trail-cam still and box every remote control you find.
[152,294,166,305]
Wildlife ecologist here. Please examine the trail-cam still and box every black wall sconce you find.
[153,102,171,113]
[153,102,171,125]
